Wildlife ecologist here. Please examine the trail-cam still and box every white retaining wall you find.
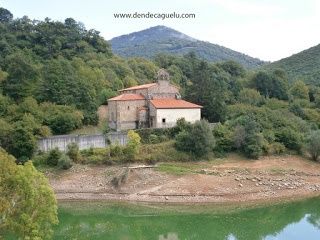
[38,132,128,152]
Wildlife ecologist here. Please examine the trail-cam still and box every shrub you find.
[175,120,215,157]
[67,143,81,162]
[149,134,159,144]
[46,148,62,166]
[58,154,72,170]
[212,123,233,153]
[46,112,83,134]
[243,133,265,159]
[231,115,265,159]
[110,144,124,157]
[306,130,320,161]
[8,125,37,162]
[78,147,110,164]
[275,128,303,152]
[238,88,263,106]
[123,130,141,160]
[264,98,288,110]
[135,128,173,143]
[158,134,168,142]
[267,142,286,155]
[32,153,48,166]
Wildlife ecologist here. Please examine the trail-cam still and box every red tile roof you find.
[108,94,145,101]
[150,99,202,109]
[120,83,157,91]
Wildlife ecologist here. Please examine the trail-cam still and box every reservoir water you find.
[54,197,320,240]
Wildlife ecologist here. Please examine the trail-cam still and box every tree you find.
[0,8,13,23]
[253,70,289,100]
[218,60,245,78]
[46,148,62,166]
[67,142,81,162]
[47,112,83,134]
[3,51,41,100]
[0,149,58,239]
[238,88,263,106]
[289,80,309,100]
[232,115,265,159]
[186,61,228,122]
[8,124,37,162]
[275,128,303,152]
[175,120,215,157]
[306,130,320,161]
[124,130,141,160]
[0,118,12,149]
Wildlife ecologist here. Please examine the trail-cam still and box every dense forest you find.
[264,43,320,85]
[0,8,160,161]
[1,7,320,163]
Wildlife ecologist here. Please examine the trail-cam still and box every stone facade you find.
[108,99,146,130]
[108,69,202,131]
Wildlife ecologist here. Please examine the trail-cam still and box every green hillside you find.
[264,44,320,84]
[110,25,265,69]
[2,7,320,164]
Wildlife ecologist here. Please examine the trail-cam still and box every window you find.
[162,118,166,124]
[127,106,130,110]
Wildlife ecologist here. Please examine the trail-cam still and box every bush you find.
[110,144,124,157]
[46,112,83,134]
[32,153,48,166]
[8,125,37,162]
[123,130,141,161]
[306,130,320,161]
[212,123,233,153]
[58,154,72,169]
[78,147,110,164]
[46,148,62,166]
[149,134,159,144]
[267,142,286,155]
[67,143,81,162]
[275,128,303,152]
[238,88,263,106]
[243,133,265,159]
[135,128,173,143]
[231,115,265,159]
[175,120,215,157]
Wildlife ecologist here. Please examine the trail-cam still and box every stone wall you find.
[108,99,146,131]
[38,132,128,152]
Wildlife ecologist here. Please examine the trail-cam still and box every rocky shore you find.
[47,155,320,203]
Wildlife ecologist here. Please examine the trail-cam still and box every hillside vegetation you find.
[264,44,320,85]
[110,25,265,69]
[1,7,320,164]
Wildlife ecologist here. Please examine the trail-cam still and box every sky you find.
[1,0,320,62]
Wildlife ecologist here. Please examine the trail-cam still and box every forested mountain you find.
[264,44,320,85]
[2,7,320,163]
[110,25,265,69]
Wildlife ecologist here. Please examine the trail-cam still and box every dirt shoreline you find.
[47,154,320,204]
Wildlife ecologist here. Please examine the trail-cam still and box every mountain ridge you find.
[263,43,320,84]
[109,25,265,69]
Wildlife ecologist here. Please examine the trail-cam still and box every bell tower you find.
[157,68,170,88]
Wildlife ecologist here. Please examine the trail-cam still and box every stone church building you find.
[108,69,202,131]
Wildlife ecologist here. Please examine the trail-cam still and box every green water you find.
[54,198,320,240]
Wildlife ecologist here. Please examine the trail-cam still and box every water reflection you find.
[159,233,179,240]
[54,197,320,240]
